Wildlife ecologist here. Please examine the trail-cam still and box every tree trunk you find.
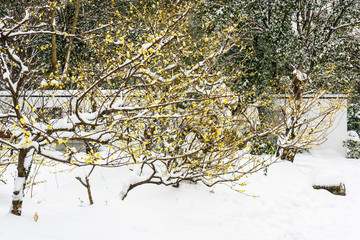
[85,177,94,205]
[61,0,81,82]
[11,149,34,216]
[277,73,302,162]
[75,176,94,205]
[279,147,296,162]
[75,166,96,205]
[50,5,58,74]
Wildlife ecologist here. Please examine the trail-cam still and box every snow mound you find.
[347,131,360,142]
[312,169,345,186]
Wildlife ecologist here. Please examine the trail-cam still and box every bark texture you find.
[11,149,34,216]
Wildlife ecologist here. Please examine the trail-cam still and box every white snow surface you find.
[347,130,360,141]
[292,69,309,82]
[52,118,73,130]
[1,149,360,240]
[312,169,345,186]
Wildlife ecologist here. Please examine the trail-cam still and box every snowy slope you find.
[1,149,360,240]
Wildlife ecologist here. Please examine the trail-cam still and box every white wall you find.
[312,96,347,154]
[274,94,347,154]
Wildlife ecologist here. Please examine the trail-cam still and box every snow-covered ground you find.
[1,149,360,240]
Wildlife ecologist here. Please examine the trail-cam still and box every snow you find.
[141,42,152,51]
[57,131,75,138]
[78,112,98,124]
[2,68,10,81]
[100,133,113,142]
[52,118,73,130]
[40,79,47,86]
[292,69,309,82]
[347,130,360,141]
[1,149,360,240]
[50,80,59,86]
[12,177,25,200]
[312,169,345,186]
[24,149,35,170]
[113,40,124,45]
